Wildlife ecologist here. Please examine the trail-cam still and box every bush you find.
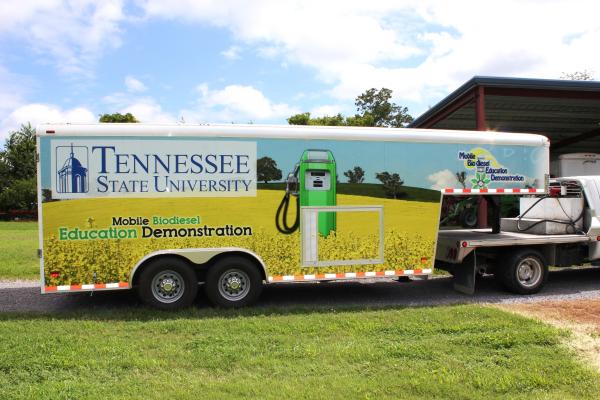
[0,178,36,211]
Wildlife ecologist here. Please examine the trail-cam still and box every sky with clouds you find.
[1,0,599,139]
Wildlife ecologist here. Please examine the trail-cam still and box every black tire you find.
[459,208,478,228]
[137,257,198,310]
[205,256,263,308]
[498,249,548,294]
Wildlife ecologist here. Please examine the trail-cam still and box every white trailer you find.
[36,123,550,309]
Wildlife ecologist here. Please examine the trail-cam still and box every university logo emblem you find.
[56,144,89,193]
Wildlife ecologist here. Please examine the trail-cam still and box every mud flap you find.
[452,255,477,295]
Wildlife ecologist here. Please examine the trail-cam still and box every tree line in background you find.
[0,123,36,213]
[287,88,413,127]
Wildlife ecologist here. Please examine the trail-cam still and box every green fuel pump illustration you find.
[276,149,337,237]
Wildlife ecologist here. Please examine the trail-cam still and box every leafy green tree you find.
[310,114,346,126]
[0,123,37,212]
[287,112,346,126]
[355,88,413,127]
[257,156,282,183]
[0,178,37,211]
[0,149,11,193]
[1,123,36,181]
[287,88,412,127]
[375,171,404,199]
[344,166,365,183]
[99,112,139,123]
[560,70,594,81]
[345,114,375,127]
[287,112,311,125]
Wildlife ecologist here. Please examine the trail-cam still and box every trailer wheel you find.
[137,257,198,310]
[205,256,263,308]
[499,249,547,294]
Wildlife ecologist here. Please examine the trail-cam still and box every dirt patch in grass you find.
[496,300,600,373]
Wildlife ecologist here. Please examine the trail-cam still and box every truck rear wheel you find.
[499,249,547,294]
[205,256,263,308]
[137,257,198,310]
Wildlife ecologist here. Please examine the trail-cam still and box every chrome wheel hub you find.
[516,257,542,288]
[151,270,185,303]
[218,269,250,301]
[161,279,175,293]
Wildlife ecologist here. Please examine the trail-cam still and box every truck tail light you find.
[549,186,561,197]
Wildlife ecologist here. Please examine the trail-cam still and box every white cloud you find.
[102,92,175,123]
[121,100,175,123]
[140,1,419,72]
[138,0,600,111]
[427,169,459,190]
[125,76,147,92]
[184,84,299,123]
[1,103,96,138]
[0,0,125,75]
[328,1,600,104]
[2,0,599,133]
[221,45,241,60]
[310,105,344,117]
[0,65,29,121]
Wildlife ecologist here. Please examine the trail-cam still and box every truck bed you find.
[436,228,591,264]
[438,228,590,247]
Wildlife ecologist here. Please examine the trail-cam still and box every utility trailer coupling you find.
[36,124,549,309]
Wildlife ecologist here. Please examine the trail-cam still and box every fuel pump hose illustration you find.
[275,150,337,237]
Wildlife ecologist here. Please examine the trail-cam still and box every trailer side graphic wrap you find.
[39,135,546,288]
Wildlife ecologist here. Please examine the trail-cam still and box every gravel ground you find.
[1,267,599,313]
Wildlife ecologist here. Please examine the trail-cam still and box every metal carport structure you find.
[409,76,600,158]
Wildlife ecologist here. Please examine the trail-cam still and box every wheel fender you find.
[129,248,268,286]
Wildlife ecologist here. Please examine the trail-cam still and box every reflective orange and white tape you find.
[268,268,432,283]
[44,282,129,292]
[444,188,545,194]
[44,269,435,290]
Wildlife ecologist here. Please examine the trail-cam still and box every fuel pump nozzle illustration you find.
[275,149,337,237]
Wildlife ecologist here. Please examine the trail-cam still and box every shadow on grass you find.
[0,267,599,322]
[0,289,434,322]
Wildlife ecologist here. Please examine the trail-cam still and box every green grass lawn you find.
[0,221,38,279]
[0,305,598,399]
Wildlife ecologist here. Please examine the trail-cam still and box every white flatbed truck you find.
[436,176,600,295]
